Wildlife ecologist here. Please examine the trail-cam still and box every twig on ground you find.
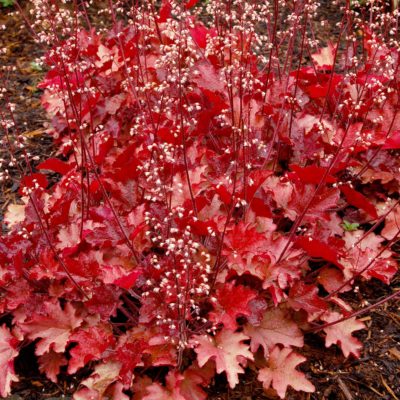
[337,377,354,400]
[381,376,399,400]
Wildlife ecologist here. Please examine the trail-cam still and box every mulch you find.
[0,4,54,230]
[0,2,399,399]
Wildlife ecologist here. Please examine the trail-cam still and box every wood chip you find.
[22,128,45,138]
[388,347,400,361]
[381,376,399,400]
[337,377,353,400]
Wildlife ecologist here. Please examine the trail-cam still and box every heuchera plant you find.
[1,0,400,398]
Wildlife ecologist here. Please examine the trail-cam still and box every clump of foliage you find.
[0,0,400,398]
[0,0,14,8]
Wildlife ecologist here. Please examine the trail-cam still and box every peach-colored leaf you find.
[75,361,122,400]
[38,350,67,383]
[311,43,336,69]
[0,325,19,397]
[191,330,253,389]
[21,302,83,356]
[322,311,365,357]
[244,307,303,355]
[258,346,315,398]
[4,204,26,227]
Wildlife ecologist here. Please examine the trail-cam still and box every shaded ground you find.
[0,2,399,399]
[0,3,54,230]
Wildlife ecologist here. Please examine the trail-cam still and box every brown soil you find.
[0,2,54,231]
[0,2,399,399]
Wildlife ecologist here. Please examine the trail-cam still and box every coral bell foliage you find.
[1,0,400,398]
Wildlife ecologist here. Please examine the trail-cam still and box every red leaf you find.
[341,231,398,284]
[290,164,336,185]
[274,178,340,222]
[192,62,224,91]
[185,0,200,9]
[209,283,257,329]
[224,222,266,255]
[94,134,113,165]
[190,26,213,48]
[382,130,400,149]
[245,169,274,201]
[214,183,232,205]
[340,184,378,219]
[19,173,48,194]
[317,267,349,293]
[68,326,116,374]
[113,269,143,289]
[295,236,341,267]
[288,282,328,317]
[112,338,145,385]
[157,127,182,145]
[85,285,121,321]
[37,158,73,175]
[307,83,330,98]
[38,350,67,383]
[158,0,172,22]
[113,144,142,182]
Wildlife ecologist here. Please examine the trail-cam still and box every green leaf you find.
[30,62,43,72]
[0,0,14,7]
[350,0,367,7]
[341,220,360,232]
